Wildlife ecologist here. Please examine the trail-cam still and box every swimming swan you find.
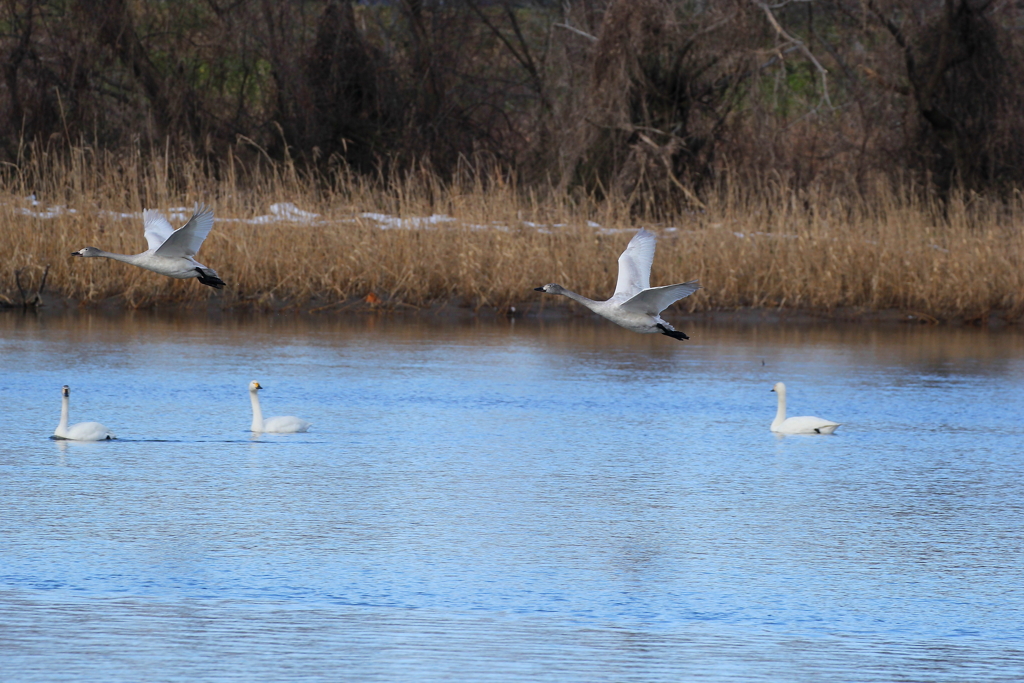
[248,381,311,433]
[53,385,115,441]
[770,382,841,434]
[534,228,700,340]
[72,203,226,288]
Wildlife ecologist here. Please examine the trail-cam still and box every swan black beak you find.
[534,287,545,292]
[71,251,82,256]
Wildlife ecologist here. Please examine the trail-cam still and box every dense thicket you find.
[3,0,1023,209]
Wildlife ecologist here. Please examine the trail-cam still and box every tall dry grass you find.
[1,147,1023,321]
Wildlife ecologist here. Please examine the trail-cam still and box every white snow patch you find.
[361,213,457,230]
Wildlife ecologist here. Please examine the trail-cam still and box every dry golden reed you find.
[2,146,1023,321]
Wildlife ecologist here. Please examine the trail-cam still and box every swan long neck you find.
[773,387,787,429]
[96,250,141,264]
[56,394,69,435]
[559,288,601,312]
[249,390,264,431]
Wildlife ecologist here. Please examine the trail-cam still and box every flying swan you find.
[72,203,226,288]
[534,228,700,340]
[770,382,841,435]
[53,385,115,441]
[248,381,311,433]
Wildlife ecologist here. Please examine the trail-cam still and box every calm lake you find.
[2,311,1023,682]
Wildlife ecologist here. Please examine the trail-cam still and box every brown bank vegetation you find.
[2,1,1024,320]
[1,146,1022,322]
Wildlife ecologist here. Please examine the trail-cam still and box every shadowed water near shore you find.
[2,311,1023,682]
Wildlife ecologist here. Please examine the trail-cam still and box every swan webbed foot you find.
[656,323,689,341]
[194,268,226,289]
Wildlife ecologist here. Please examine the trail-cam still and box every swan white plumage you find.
[534,228,700,340]
[248,381,311,433]
[72,203,226,288]
[770,382,841,435]
[53,385,115,441]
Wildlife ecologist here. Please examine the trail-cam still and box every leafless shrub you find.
[3,1,1024,209]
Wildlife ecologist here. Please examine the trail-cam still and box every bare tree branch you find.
[754,0,833,110]
[468,1,551,112]
[554,22,597,42]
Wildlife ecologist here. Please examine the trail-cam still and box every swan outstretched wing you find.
[154,204,215,258]
[620,280,701,315]
[613,228,656,297]
[143,210,176,251]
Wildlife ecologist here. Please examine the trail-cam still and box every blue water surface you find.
[1,311,1023,682]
